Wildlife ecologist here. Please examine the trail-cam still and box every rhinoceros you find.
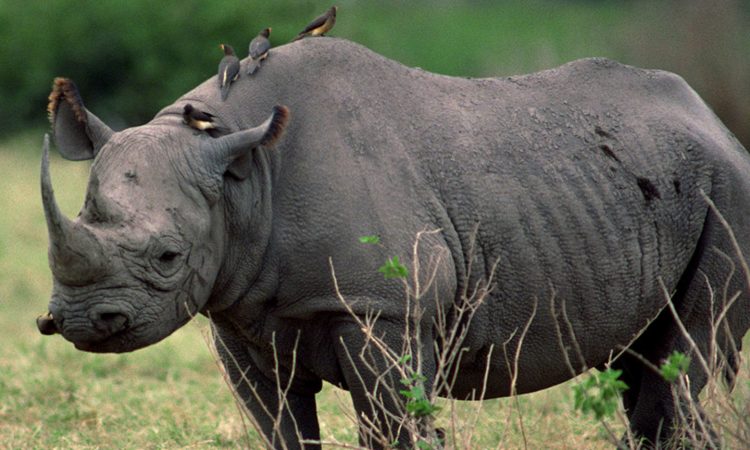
[38,37,750,448]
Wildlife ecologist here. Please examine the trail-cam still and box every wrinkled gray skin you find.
[41,38,750,448]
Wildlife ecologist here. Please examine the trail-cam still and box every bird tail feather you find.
[247,60,260,75]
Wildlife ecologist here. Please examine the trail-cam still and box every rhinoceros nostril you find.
[95,312,128,334]
[89,307,129,334]
[100,312,126,323]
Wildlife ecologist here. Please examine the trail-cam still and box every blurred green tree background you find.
[1,0,748,145]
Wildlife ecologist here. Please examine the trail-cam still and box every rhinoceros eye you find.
[153,248,184,278]
[159,251,180,263]
[146,236,190,282]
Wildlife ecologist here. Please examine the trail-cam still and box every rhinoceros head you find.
[39,78,288,352]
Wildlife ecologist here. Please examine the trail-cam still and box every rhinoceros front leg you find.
[332,318,438,449]
[214,327,322,450]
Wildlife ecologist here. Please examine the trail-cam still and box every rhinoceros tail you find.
[261,105,290,146]
[48,78,87,125]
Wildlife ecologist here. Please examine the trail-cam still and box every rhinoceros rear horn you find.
[203,105,290,180]
[41,134,108,285]
[47,77,113,161]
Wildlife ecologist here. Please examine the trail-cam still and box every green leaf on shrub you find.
[400,385,441,417]
[399,371,440,418]
[398,354,412,365]
[359,235,380,244]
[573,368,628,420]
[660,351,690,383]
[379,256,408,279]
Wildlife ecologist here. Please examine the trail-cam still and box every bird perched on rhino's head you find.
[182,103,225,136]
[217,44,240,101]
[247,28,272,75]
[292,6,336,42]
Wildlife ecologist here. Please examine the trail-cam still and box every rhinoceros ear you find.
[47,78,113,161]
[202,105,290,180]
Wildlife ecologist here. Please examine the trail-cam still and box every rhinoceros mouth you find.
[42,309,138,353]
[70,325,142,353]
[68,314,191,354]
[45,288,196,353]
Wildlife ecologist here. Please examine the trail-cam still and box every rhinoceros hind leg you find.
[614,204,750,448]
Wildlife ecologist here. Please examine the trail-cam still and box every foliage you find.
[4,0,748,147]
[400,373,441,418]
[573,368,628,421]
[660,351,691,383]
[396,356,441,418]
[358,235,380,245]
[395,354,442,449]
[378,255,408,279]
[0,0,333,133]
[360,234,408,280]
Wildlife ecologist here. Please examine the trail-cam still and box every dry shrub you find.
[208,214,750,448]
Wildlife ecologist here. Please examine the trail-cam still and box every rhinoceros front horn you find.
[41,134,107,285]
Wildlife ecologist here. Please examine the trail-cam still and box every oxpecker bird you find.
[247,28,272,75]
[182,103,224,136]
[217,44,240,101]
[292,6,337,41]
